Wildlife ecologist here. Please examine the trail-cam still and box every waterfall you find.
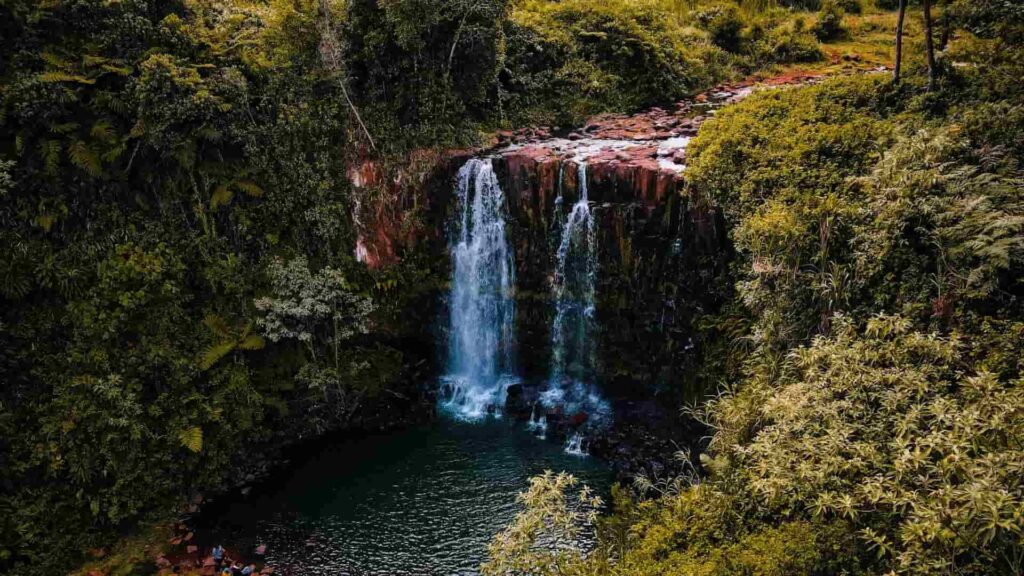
[564,432,588,456]
[526,402,548,440]
[441,158,517,420]
[549,162,598,387]
[541,162,610,452]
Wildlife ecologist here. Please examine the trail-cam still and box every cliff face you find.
[349,77,817,401]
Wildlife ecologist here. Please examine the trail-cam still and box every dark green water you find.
[202,418,610,575]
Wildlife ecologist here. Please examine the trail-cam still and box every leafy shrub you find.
[836,0,862,14]
[726,315,1024,575]
[812,0,847,40]
[693,2,745,51]
[749,23,823,65]
[0,1,411,573]
[504,0,727,125]
[345,0,509,150]
[481,472,603,576]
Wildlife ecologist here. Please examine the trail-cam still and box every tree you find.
[923,0,938,89]
[254,255,374,368]
[894,0,907,83]
[482,471,603,576]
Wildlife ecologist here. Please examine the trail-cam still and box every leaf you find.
[35,212,56,232]
[233,180,264,198]
[199,341,235,371]
[128,120,146,138]
[202,313,232,337]
[38,71,95,85]
[90,120,116,142]
[237,333,265,351]
[40,51,70,69]
[68,140,102,177]
[40,140,61,175]
[100,64,133,76]
[178,426,203,453]
[102,143,127,162]
[210,182,233,209]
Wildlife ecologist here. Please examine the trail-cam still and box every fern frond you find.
[199,341,235,370]
[68,140,102,177]
[202,313,232,337]
[234,180,264,198]
[91,120,116,142]
[40,51,70,69]
[40,140,61,174]
[38,71,95,85]
[102,143,127,162]
[82,55,111,67]
[100,64,133,77]
[237,333,265,351]
[210,182,233,208]
[178,426,203,453]
[50,122,80,134]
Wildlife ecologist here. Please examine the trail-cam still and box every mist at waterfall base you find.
[196,420,609,576]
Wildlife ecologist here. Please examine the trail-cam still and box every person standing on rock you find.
[212,544,226,572]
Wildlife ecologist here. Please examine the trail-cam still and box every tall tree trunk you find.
[893,0,907,84]
[923,0,937,90]
[939,0,951,50]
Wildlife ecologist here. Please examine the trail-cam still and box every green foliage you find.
[0,1,409,573]
[490,25,1024,574]
[344,0,511,150]
[694,3,745,51]
[482,471,604,576]
[747,18,824,65]
[731,315,1024,574]
[503,0,728,126]
[812,0,847,40]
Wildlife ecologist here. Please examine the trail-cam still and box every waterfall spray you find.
[540,162,610,451]
[441,158,517,420]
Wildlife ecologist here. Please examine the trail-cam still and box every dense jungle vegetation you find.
[484,2,1024,575]
[0,0,1021,574]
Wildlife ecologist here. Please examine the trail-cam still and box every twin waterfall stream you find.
[442,158,608,454]
[441,159,518,420]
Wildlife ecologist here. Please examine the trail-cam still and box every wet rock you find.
[569,412,589,427]
[506,383,523,400]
